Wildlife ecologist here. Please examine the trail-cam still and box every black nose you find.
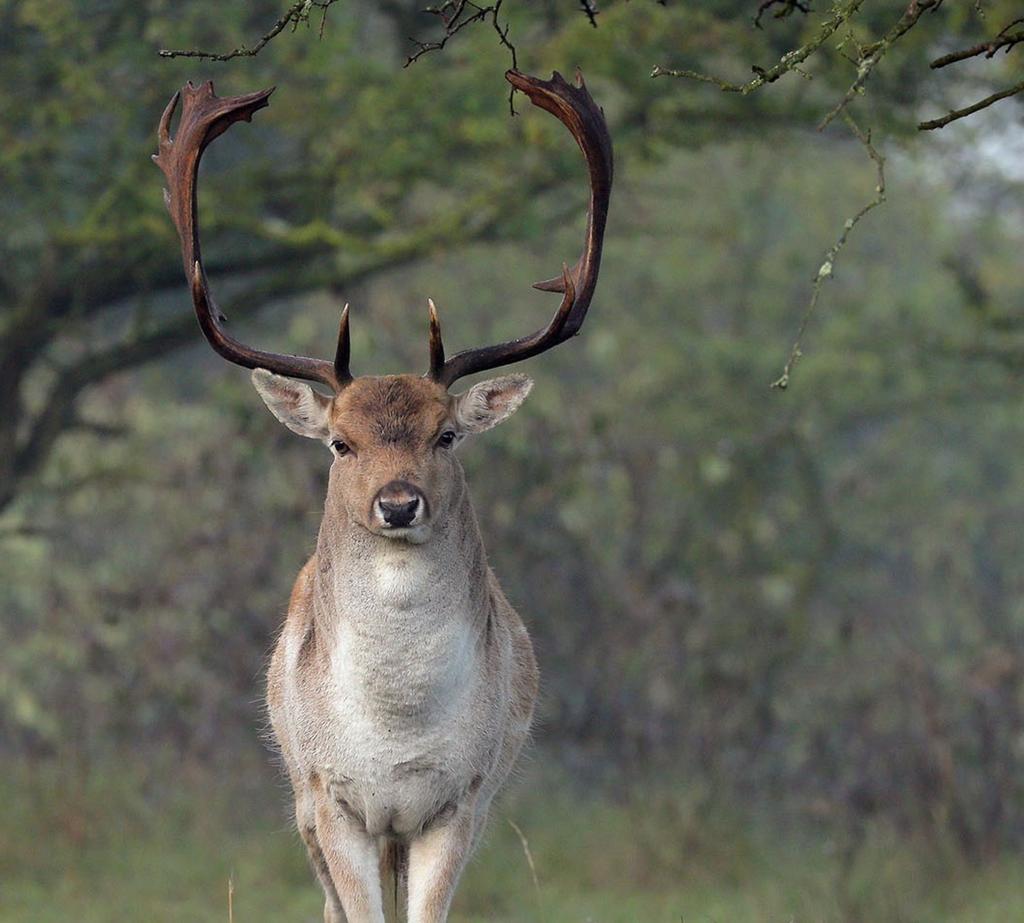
[377,481,421,528]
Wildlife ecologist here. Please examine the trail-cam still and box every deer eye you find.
[437,431,457,449]
[331,440,351,457]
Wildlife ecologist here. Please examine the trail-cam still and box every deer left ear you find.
[454,374,533,434]
[252,368,332,440]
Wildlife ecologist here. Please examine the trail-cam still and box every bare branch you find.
[651,0,866,93]
[754,0,811,30]
[818,0,945,130]
[931,20,1024,69]
[655,0,1017,137]
[579,0,599,28]
[159,0,340,61]
[405,1,509,65]
[918,77,1024,130]
[404,1,518,112]
[772,112,886,390]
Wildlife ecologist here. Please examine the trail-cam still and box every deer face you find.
[253,370,532,543]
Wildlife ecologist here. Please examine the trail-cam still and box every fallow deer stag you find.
[154,69,612,922]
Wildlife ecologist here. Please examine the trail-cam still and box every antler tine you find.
[427,299,445,381]
[154,80,347,392]
[335,304,352,385]
[431,69,612,389]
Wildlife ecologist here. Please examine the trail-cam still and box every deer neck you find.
[312,470,490,637]
[309,473,492,719]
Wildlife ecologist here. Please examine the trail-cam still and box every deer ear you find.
[453,374,533,434]
[252,368,332,440]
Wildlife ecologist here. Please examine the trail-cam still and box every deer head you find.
[154,72,612,543]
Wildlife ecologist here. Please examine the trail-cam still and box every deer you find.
[153,68,612,923]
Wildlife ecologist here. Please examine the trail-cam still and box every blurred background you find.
[3,2,1024,920]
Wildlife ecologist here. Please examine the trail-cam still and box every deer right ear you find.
[252,369,332,440]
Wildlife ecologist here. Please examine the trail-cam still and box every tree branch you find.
[159,0,340,61]
[579,0,599,28]
[772,112,886,390]
[403,1,518,110]
[653,0,1018,137]
[651,0,866,92]
[0,160,567,513]
[930,22,1024,69]
[918,77,1024,130]
[818,0,945,130]
[755,1,811,30]
[405,1,508,62]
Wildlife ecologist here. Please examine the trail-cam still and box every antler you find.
[429,69,613,389]
[153,81,352,392]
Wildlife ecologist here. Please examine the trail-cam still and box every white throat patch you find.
[371,549,432,611]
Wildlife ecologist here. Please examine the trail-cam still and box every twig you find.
[818,0,944,130]
[918,77,1024,130]
[754,0,811,30]
[931,24,1024,69]
[652,0,866,92]
[772,112,886,390]
[507,819,542,909]
[228,875,234,923]
[579,0,599,28]
[405,1,509,66]
[404,1,519,113]
[656,0,1014,136]
[159,0,339,61]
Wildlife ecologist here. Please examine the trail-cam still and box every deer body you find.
[255,373,539,922]
[268,440,537,848]
[154,68,611,922]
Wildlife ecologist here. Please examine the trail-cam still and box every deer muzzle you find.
[374,480,425,530]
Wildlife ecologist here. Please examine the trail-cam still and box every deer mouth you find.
[373,522,432,545]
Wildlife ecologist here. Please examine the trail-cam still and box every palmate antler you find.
[152,81,352,392]
[154,71,612,393]
[429,69,613,388]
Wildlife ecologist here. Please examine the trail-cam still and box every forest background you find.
[3,2,1024,920]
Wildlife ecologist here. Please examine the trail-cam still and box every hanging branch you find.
[403,0,519,111]
[818,0,945,130]
[650,0,1024,384]
[771,113,886,390]
[404,1,516,67]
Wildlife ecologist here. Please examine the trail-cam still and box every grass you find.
[2,754,1023,922]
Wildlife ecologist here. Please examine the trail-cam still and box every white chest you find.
[323,545,478,730]
[275,542,503,837]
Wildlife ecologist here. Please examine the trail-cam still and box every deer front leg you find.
[302,829,347,923]
[406,804,478,923]
[295,787,348,923]
[279,764,347,920]
[312,795,387,923]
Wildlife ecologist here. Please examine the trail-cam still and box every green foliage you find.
[4,0,1024,914]
[6,125,1024,857]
